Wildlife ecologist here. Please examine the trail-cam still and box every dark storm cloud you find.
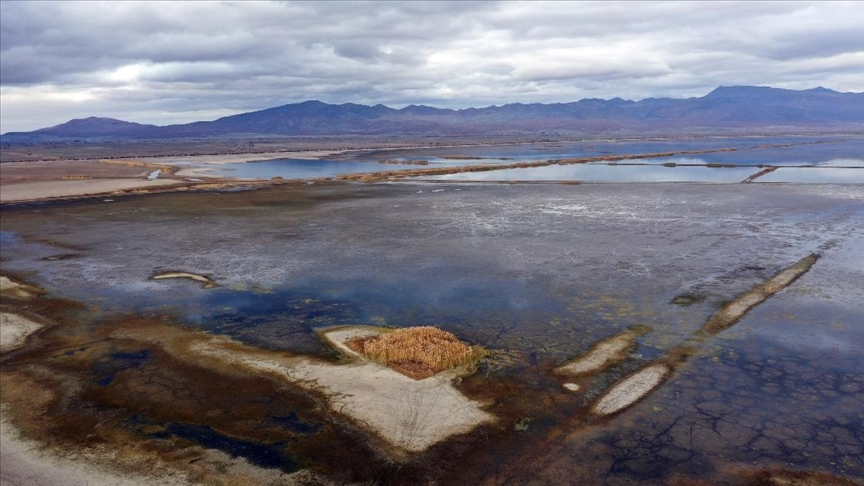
[1,1,862,132]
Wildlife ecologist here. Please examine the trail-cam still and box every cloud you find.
[1,0,862,132]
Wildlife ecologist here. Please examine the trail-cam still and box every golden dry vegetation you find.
[99,159,178,174]
[378,159,430,165]
[348,326,483,379]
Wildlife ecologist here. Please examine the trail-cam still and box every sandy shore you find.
[0,407,190,486]
[0,313,43,354]
[555,330,641,376]
[116,324,493,453]
[194,326,494,453]
[0,179,184,203]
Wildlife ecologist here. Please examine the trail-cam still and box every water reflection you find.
[426,164,761,183]
[175,158,419,179]
[757,167,864,184]
[176,136,864,181]
[359,136,864,167]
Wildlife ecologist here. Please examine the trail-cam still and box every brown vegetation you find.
[742,166,779,183]
[335,141,826,184]
[378,159,430,165]
[100,158,178,174]
[347,326,482,379]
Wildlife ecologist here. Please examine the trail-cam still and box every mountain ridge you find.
[4,86,862,141]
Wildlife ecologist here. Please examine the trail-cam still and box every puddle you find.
[94,350,150,386]
[148,422,299,473]
[269,412,320,434]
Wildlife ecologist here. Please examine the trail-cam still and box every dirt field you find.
[0,179,186,202]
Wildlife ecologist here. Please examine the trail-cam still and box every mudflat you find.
[0,181,861,485]
[0,179,184,202]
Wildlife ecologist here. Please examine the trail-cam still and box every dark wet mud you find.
[1,182,863,484]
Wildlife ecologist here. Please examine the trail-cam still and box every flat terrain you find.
[1,179,862,485]
[0,135,560,163]
[0,179,185,202]
[2,134,860,202]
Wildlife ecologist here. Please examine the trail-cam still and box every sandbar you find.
[591,364,671,416]
[555,330,640,376]
[152,271,217,289]
[701,254,818,334]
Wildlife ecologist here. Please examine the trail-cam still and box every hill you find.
[3,86,862,141]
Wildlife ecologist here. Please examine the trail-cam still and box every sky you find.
[1,0,863,133]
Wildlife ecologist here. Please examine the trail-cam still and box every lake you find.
[2,182,862,484]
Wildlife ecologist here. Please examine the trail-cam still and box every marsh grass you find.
[348,326,483,379]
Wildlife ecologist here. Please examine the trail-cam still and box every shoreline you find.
[129,149,351,165]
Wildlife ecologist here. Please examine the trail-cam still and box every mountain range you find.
[3,86,862,141]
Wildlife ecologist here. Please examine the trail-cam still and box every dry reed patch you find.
[348,326,482,379]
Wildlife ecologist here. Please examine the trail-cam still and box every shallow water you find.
[358,135,864,166]
[180,135,864,182]
[426,164,762,183]
[1,183,862,483]
[757,167,864,183]
[174,157,422,179]
[422,164,864,184]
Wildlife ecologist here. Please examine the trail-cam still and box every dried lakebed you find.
[1,182,863,485]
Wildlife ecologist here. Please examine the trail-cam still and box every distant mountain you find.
[3,86,862,141]
[31,117,157,137]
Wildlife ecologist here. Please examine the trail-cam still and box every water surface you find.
[2,183,862,483]
[426,164,761,183]
[758,167,864,184]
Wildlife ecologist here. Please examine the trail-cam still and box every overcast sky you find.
[1,0,862,132]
